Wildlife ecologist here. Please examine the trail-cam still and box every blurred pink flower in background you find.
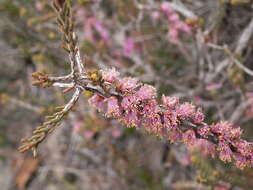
[84,130,95,140]
[82,17,111,44]
[160,2,173,15]
[151,11,161,21]
[93,21,110,44]
[72,121,83,133]
[160,2,191,43]
[111,128,122,138]
[35,2,44,11]
[178,154,191,166]
[123,38,135,56]
[245,92,253,118]
[214,185,230,190]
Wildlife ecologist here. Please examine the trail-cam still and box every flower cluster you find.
[160,2,191,43]
[88,68,253,169]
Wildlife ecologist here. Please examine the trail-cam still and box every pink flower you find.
[88,94,105,111]
[233,153,248,169]
[137,100,157,116]
[183,129,196,146]
[193,109,204,124]
[135,85,157,100]
[144,113,163,135]
[121,95,137,110]
[120,111,140,127]
[105,96,121,117]
[197,125,210,138]
[163,110,178,128]
[168,128,182,142]
[235,140,251,157]
[211,121,232,135]
[217,142,233,162]
[117,77,139,92]
[193,139,216,157]
[176,102,196,120]
[162,95,179,109]
[228,127,242,139]
[101,68,120,83]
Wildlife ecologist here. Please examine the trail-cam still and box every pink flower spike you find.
[101,68,120,83]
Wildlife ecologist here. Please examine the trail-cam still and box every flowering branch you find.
[86,69,253,169]
[19,0,253,169]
